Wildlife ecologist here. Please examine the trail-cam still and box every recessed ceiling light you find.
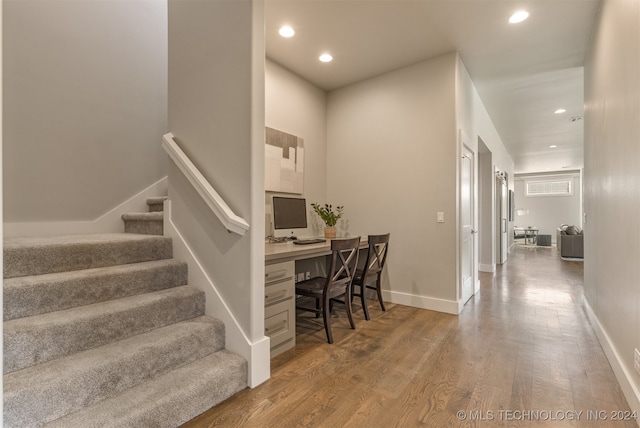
[509,11,529,24]
[319,53,333,63]
[549,145,558,148]
[278,25,295,38]
[554,108,567,114]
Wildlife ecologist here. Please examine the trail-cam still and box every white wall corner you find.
[382,289,461,315]
[163,200,271,388]
[475,279,481,294]
[4,177,168,238]
[583,298,640,416]
[479,263,496,273]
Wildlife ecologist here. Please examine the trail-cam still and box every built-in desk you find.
[264,238,368,357]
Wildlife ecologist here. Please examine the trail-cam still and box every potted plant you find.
[311,203,344,238]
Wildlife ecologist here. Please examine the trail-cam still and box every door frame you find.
[458,131,477,308]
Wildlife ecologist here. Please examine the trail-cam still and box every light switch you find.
[437,212,445,223]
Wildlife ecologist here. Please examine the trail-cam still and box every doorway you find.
[460,144,475,304]
[496,171,508,265]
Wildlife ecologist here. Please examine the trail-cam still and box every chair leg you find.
[323,295,333,344]
[360,284,370,321]
[345,285,356,329]
[375,279,386,311]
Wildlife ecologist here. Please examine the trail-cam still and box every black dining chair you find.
[351,233,390,320]
[294,237,361,344]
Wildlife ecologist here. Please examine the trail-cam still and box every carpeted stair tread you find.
[3,259,188,321]
[4,285,205,373]
[4,233,173,278]
[45,350,247,428]
[146,197,168,212]
[121,212,164,221]
[4,316,225,427]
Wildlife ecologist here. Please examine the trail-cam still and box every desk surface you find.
[266,238,368,264]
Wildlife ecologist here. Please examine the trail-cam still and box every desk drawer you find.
[265,261,294,285]
[265,299,295,353]
[265,280,294,306]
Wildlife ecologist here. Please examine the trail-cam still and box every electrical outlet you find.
[634,348,640,375]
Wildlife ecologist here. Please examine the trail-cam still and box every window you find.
[525,179,573,197]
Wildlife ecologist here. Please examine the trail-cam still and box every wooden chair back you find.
[325,237,361,295]
[361,233,390,283]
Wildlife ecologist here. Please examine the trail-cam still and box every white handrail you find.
[162,132,250,236]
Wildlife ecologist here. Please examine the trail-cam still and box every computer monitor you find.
[272,196,307,238]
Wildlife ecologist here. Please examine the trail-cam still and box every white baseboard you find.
[4,177,167,238]
[382,289,460,315]
[479,263,495,273]
[164,200,270,388]
[583,298,640,416]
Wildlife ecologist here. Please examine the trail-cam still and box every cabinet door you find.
[265,299,295,357]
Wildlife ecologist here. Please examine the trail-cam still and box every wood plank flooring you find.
[182,246,637,427]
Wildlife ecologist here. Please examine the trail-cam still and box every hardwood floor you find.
[182,246,637,427]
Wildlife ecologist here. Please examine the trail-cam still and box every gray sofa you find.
[557,227,584,258]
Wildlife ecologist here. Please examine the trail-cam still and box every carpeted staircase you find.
[3,197,247,427]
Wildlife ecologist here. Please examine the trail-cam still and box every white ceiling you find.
[264,0,601,174]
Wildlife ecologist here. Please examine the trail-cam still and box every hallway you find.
[183,246,636,427]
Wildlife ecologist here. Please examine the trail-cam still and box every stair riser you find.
[4,317,224,428]
[3,261,188,321]
[4,236,173,278]
[147,203,164,212]
[124,219,164,235]
[4,286,205,373]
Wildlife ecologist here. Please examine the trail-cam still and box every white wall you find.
[3,0,167,223]
[583,0,640,414]
[167,0,268,386]
[325,52,513,312]
[514,172,582,243]
[456,56,514,273]
[265,59,328,237]
[327,53,459,312]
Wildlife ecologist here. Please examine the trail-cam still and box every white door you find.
[496,174,508,264]
[461,146,475,304]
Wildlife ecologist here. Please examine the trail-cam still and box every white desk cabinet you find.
[264,260,295,357]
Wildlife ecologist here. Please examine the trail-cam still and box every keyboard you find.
[293,238,326,245]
